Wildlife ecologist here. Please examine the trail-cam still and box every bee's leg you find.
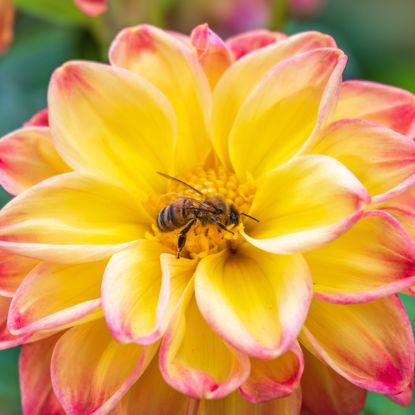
[208,216,234,235]
[177,219,197,258]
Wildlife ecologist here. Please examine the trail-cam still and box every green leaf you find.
[14,0,90,25]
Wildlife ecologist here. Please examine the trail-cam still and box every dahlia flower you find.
[1,24,415,415]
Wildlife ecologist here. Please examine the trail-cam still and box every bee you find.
[156,172,259,257]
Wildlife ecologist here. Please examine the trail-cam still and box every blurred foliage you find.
[0,0,415,413]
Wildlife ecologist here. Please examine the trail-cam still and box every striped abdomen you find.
[156,199,194,232]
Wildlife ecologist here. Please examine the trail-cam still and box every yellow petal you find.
[0,251,38,297]
[160,279,250,399]
[51,319,157,414]
[109,24,211,174]
[243,155,369,254]
[20,334,65,415]
[301,296,414,394]
[0,127,69,195]
[240,342,303,403]
[212,31,336,168]
[311,118,415,198]
[8,261,106,335]
[230,48,346,179]
[102,241,195,344]
[197,388,301,415]
[305,211,415,303]
[301,348,367,415]
[332,80,415,137]
[0,172,150,263]
[195,244,311,359]
[48,61,177,194]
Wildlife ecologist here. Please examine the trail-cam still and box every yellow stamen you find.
[145,166,256,259]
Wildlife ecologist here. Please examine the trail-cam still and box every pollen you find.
[145,166,257,259]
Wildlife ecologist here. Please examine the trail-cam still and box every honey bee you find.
[156,172,259,257]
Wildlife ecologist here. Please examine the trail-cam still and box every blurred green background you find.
[0,0,415,414]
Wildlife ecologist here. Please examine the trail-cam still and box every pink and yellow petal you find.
[301,348,367,415]
[305,210,415,303]
[51,319,156,415]
[226,30,287,60]
[8,261,106,336]
[240,342,303,403]
[190,24,233,88]
[211,31,337,168]
[0,251,38,297]
[229,48,346,179]
[20,333,65,415]
[102,241,195,344]
[332,80,415,137]
[195,244,311,359]
[300,296,414,395]
[23,108,49,127]
[388,379,413,407]
[0,127,70,195]
[49,61,177,194]
[197,388,301,415]
[311,118,415,198]
[113,355,195,415]
[0,296,30,349]
[74,0,107,17]
[160,280,250,399]
[109,24,211,174]
[243,155,369,254]
[0,172,150,263]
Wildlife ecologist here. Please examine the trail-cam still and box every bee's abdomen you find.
[157,203,186,232]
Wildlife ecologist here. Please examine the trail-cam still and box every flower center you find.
[146,166,256,259]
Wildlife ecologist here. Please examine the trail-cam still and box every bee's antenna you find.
[156,172,204,196]
[240,212,260,222]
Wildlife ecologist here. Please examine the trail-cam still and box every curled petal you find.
[0,251,38,297]
[51,319,156,415]
[311,118,415,198]
[301,348,367,415]
[102,241,195,344]
[387,379,413,407]
[74,0,107,17]
[229,48,346,179]
[306,210,415,303]
[197,388,302,415]
[49,61,177,194]
[0,127,69,195]
[23,108,49,127]
[195,244,311,359]
[190,24,233,88]
[243,155,369,254]
[8,261,105,336]
[240,342,304,403]
[226,29,287,60]
[0,296,30,349]
[301,296,415,395]
[212,31,337,168]
[0,172,150,263]
[20,334,65,415]
[333,80,415,137]
[160,280,250,399]
[109,24,211,174]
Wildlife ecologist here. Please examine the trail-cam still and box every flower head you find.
[1,25,415,415]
